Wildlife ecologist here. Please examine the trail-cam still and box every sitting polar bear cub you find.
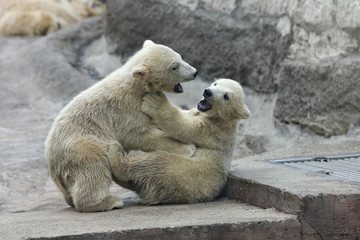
[121,78,250,205]
[45,40,197,212]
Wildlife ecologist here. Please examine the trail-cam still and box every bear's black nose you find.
[203,88,212,97]
[193,71,198,78]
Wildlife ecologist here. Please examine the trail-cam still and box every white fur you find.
[45,40,197,212]
[0,0,105,36]
[118,79,251,205]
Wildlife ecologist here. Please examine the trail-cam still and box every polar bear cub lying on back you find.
[0,0,105,36]
[121,79,250,205]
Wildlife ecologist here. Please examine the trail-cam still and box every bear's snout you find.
[193,70,198,78]
[203,88,212,98]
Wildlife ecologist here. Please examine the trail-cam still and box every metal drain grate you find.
[271,153,360,184]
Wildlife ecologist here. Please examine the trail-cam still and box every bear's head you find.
[197,79,251,121]
[131,40,197,93]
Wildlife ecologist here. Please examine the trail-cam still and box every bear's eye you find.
[224,94,230,100]
[172,63,179,71]
[214,83,217,86]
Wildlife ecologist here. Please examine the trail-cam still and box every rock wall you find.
[249,0,360,136]
[275,59,360,137]
[244,0,359,61]
[106,0,291,93]
[106,0,360,137]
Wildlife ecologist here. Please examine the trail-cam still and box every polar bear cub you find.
[122,79,250,205]
[0,0,106,36]
[45,40,197,212]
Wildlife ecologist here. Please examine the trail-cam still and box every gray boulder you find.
[105,0,291,93]
[274,59,360,137]
[0,16,105,105]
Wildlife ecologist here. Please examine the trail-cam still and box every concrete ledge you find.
[225,141,360,239]
[0,199,300,240]
[226,175,303,215]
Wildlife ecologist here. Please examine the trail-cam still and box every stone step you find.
[0,198,300,240]
[224,142,360,239]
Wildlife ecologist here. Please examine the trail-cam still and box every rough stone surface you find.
[336,0,360,28]
[0,16,110,105]
[238,0,360,136]
[274,59,360,137]
[301,194,360,240]
[225,141,360,240]
[0,199,301,240]
[289,27,358,61]
[105,0,291,93]
[241,0,360,61]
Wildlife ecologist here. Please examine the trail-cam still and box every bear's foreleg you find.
[139,127,196,157]
[142,93,203,144]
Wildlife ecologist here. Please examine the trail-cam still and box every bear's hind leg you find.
[64,137,124,212]
[70,170,124,212]
[51,174,75,207]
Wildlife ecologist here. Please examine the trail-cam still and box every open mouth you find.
[197,98,212,112]
[173,83,183,93]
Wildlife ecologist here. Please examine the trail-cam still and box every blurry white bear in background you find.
[0,0,106,36]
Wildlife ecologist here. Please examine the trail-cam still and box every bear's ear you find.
[143,40,155,48]
[131,65,149,79]
[239,105,251,119]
